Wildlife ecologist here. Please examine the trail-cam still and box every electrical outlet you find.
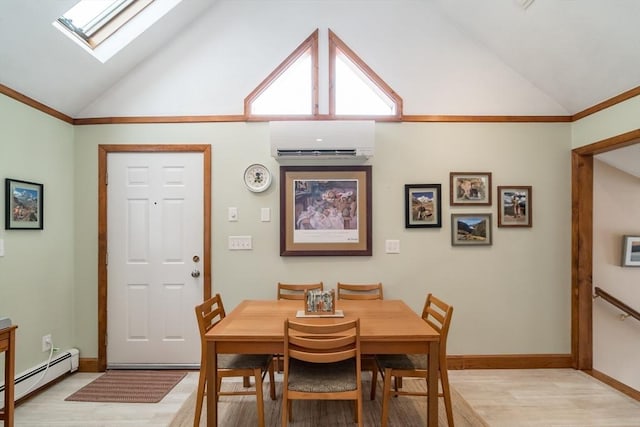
[42,334,52,352]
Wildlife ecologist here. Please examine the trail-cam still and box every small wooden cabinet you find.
[0,325,17,427]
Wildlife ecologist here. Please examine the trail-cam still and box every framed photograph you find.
[280,165,372,256]
[450,172,492,206]
[498,186,532,227]
[621,235,640,267]
[405,184,442,228]
[304,289,336,315]
[5,178,44,230]
[451,213,492,246]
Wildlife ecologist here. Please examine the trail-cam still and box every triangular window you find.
[245,30,319,118]
[246,29,402,119]
[329,30,402,119]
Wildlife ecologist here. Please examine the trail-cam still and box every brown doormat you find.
[65,370,187,403]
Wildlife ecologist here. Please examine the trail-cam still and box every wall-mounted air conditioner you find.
[270,120,375,163]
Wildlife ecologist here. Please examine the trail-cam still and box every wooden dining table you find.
[205,299,440,426]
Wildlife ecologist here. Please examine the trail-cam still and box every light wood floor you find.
[11,369,640,426]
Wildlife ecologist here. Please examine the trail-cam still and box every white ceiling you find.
[1,0,639,118]
[596,144,640,179]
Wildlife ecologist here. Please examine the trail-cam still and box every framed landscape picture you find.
[280,165,372,256]
[405,184,442,228]
[5,178,44,230]
[621,235,640,267]
[450,172,492,206]
[451,213,492,246]
[498,186,532,227]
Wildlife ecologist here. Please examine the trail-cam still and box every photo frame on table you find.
[497,186,532,227]
[280,165,372,256]
[405,184,442,228]
[451,213,492,246]
[450,172,492,206]
[621,235,640,267]
[5,178,44,230]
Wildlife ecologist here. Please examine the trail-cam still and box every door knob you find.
[191,269,201,278]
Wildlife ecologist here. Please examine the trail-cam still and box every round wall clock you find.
[243,163,272,192]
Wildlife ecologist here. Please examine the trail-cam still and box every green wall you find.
[13,91,640,375]
[0,94,75,375]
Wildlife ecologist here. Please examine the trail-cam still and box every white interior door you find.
[107,152,203,367]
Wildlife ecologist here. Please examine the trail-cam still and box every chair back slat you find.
[336,282,383,300]
[421,293,453,351]
[195,294,226,342]
[277,282,324,300]
[285,319,360,364]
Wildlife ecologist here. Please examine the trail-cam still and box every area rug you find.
[169,378,489,426]
[65,370,187,403]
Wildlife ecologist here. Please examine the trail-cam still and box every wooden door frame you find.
[97,144,212,372]
[572,129,640,370]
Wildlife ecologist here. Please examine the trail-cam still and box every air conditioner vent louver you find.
[270,120,375,164]
[277,149,358,157]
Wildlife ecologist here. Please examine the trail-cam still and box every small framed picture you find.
[498,186,532,227]
[451,213,492,246]
[304,289,336,315]
[621,236,640,267]
[450,172,492,206]
[5,178,44,230]
[405,184,442,228]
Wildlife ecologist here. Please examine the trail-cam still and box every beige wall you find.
[72,121,572,358]
[571,96,640,149]
[593,160,640,391]
[0,94,75,375]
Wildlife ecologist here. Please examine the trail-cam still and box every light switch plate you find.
[228,236,252,250]
[385,239,400,254]
[228,207,238,222]
[261,207,271,222]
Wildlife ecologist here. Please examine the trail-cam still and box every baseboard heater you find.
[0,348,79,402]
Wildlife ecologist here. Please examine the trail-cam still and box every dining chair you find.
[336,282,383,400]
[194,294,276,427]
[375,293,454,427]
[275,282,324,372]
[282,318,363,426]
[277,282,324,300]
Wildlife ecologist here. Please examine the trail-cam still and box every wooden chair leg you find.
[370,366,377,400]
[193,370,206,427]
[281,391,287,427]
[440,366,455,427]
[395,376,403,390]
[380,368,393,427]
[268,362,276,400]
[243,376,251,387]
[254,368,265,427]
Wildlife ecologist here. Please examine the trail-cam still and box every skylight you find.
[56,0,153,49]
[59,0,133,42]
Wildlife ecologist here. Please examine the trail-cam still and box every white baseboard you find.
[0,348,79,402]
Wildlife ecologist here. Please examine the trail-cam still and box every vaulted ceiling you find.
[1,0,639,119]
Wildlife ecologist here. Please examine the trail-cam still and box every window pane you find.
[251,54,312,115]
[61,0,133,36]
[335,52,396,116]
